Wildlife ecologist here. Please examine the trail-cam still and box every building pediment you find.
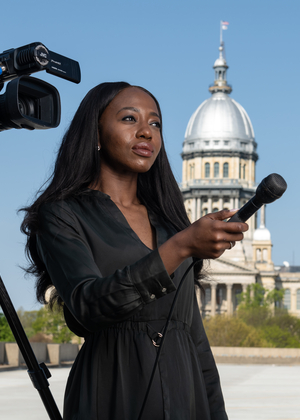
[206,257,257,275]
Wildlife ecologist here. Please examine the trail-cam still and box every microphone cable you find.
[138,172,287,419]
[137,258,200,420]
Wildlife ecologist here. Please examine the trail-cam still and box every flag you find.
[221,21,229,30]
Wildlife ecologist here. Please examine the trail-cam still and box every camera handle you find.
[0,275,62,420]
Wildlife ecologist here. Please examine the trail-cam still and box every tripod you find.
[0,275,62,420]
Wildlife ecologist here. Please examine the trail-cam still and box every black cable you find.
[137,258,200,420]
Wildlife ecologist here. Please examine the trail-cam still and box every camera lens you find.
[18,95,37,117]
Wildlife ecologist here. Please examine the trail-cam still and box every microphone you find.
[228,173,287,223]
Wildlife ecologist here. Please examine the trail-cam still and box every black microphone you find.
[228,173,287,223]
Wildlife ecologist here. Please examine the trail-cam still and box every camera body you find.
[0,42,80,131]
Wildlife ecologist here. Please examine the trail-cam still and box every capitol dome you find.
[184,92,255,142]
[182,41,257,158]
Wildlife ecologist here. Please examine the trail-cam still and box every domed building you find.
[180,41,300,317]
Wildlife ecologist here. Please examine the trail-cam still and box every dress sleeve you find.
[190,293,228,420]
[36,202,176,332]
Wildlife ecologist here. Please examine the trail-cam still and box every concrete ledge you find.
[4,343,20,366]
[0,343,80,368]
[211,346,300,364]
[1,343,300,368]
[0,342,4,364]
[19,342,48,365]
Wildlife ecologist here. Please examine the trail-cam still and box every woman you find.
[22,82,247,420]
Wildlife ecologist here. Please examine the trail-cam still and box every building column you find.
[219,197,224,210]
[227,284,233,315]
[211,284,217,317]
[208,197,212,213]
[193,198,197,223]
[242,284,248,293]
[291,289,297,313]
[197,198,202,220]
[234,197,239,209]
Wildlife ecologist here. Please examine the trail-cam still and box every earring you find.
[97,146,101,151]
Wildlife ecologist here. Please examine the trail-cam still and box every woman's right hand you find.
[158,209,248,275]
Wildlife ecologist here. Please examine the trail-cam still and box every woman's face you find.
[98,87,162,175]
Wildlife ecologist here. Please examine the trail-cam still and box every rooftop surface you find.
[0,364,299,419]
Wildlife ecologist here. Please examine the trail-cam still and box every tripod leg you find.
[0,275,62,420]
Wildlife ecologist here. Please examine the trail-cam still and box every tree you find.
[0,312,15,342]
[203,284,300,348]
[31,305,75,344]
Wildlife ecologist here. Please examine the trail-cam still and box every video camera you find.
[0,42,81,131]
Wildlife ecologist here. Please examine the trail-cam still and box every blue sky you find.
[0,0,299,310]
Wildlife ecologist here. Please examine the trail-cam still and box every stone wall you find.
[1,343,300,367]
[0,342,80,367]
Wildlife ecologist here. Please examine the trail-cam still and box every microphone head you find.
[256,173,287,204]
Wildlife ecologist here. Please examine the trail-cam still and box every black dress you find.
[36,190,228,420]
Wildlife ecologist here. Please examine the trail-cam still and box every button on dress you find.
[36,190,228,420]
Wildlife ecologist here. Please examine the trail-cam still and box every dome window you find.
[239,163,246,179]
[223,162,229,178]
[205,163,210,178]
[189,163,195,179]
[214,162,219,178]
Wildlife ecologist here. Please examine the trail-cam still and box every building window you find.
[243,164,246,179]
[256,248,261,261]
[262,248,268,262]
[202,208,208,216]
[205,287,211,305]
[213,207,219,213]
[223,162,229,178]
[297,290,300,310]
[235,288,242,306]
[214,162,219,178]
[189,163,195,179]
[217,288,223,305]
[205,163,210,178]
[283,289,291,310]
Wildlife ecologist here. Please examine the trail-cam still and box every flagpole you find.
[220,20,222,44]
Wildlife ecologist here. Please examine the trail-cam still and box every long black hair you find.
[21,82,203,306]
